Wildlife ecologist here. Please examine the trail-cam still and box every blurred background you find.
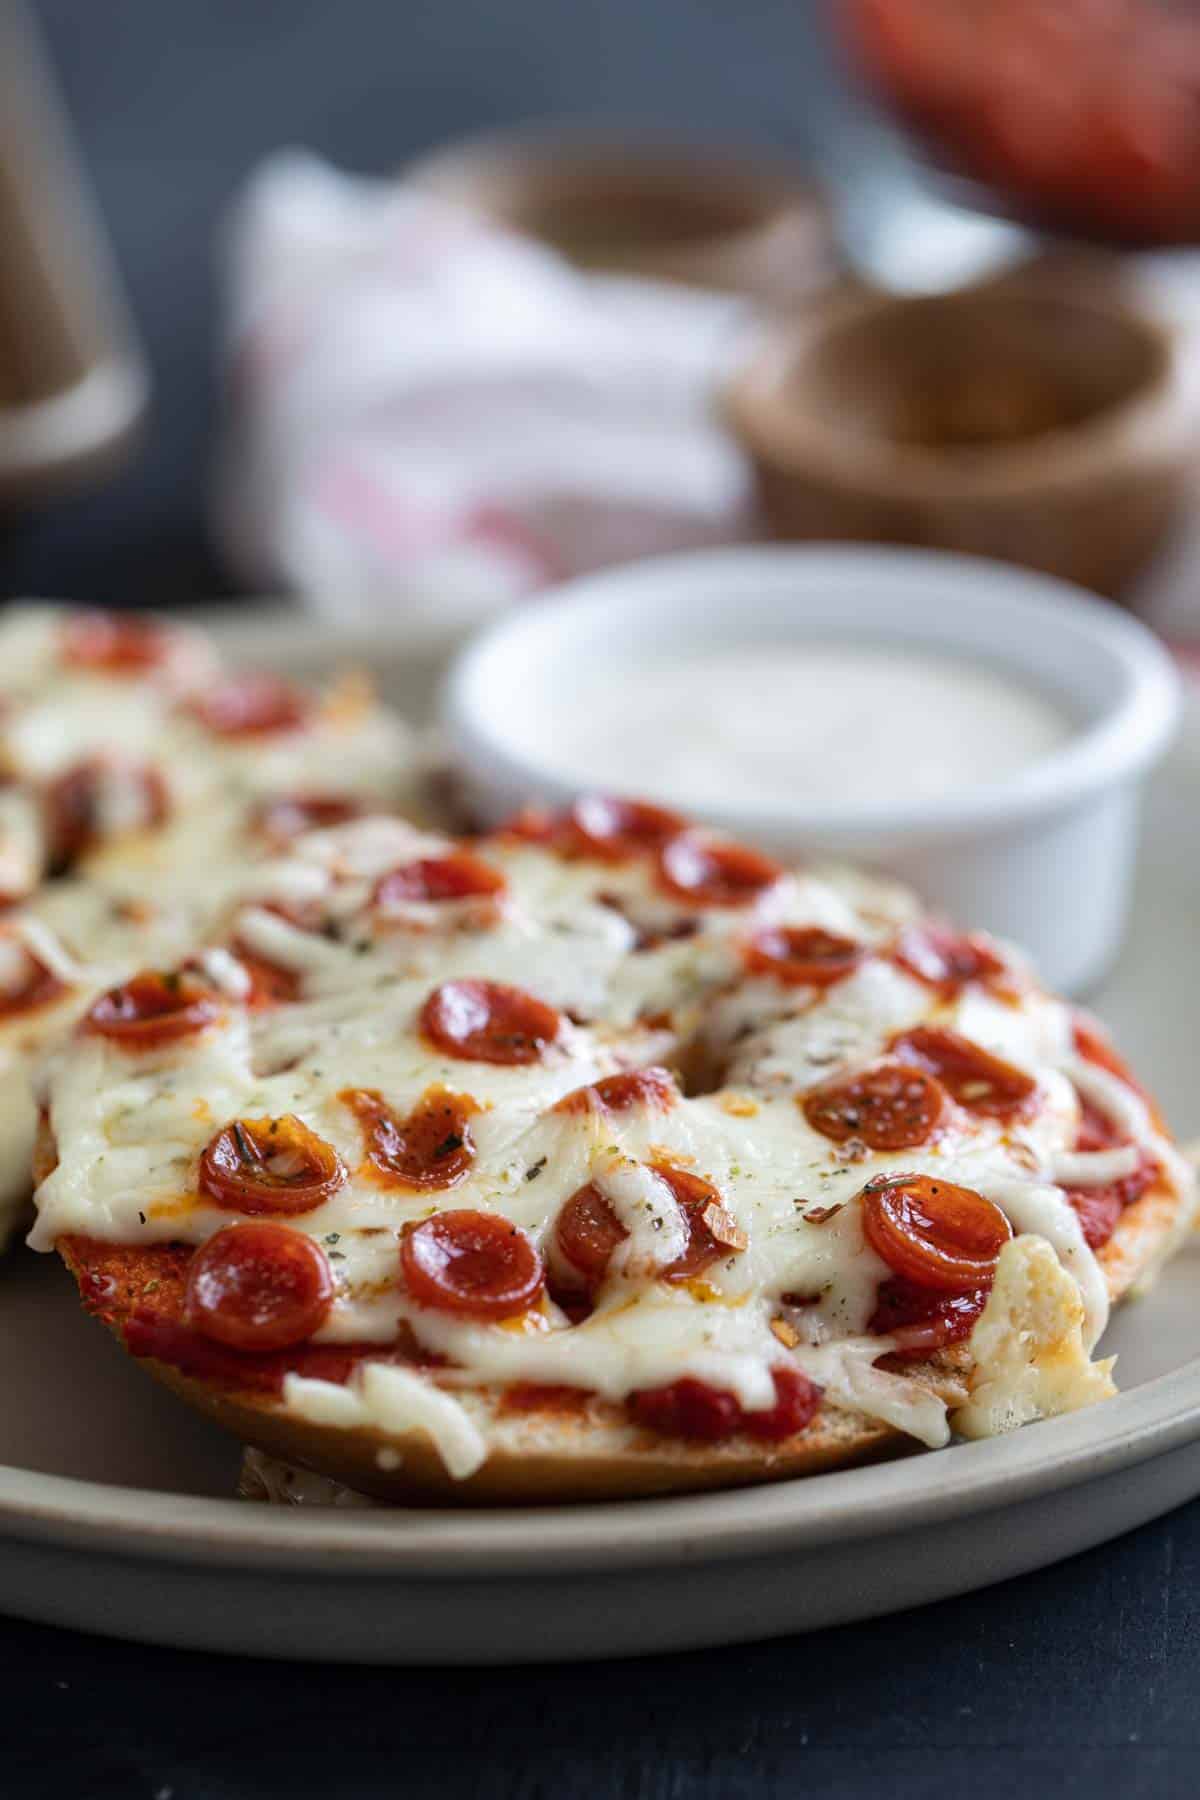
[0,0,839,604]
[6,0,1200,631]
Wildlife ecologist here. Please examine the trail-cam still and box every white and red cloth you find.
[215,154,1200,672]
[215,152,755,629]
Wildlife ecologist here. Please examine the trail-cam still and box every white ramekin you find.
[441,545,1180,993]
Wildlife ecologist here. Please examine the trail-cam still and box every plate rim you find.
[0,1338,1197,1576]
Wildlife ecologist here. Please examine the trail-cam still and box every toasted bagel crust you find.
[57,1234,922,1502]
[55,1169,1178,1504]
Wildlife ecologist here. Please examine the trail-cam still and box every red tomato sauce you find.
[629,1366,822,1443]
[63,1235,426,1396]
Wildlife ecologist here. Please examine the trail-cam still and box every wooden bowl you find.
[405,132,834,303]
[725,280,1197,596]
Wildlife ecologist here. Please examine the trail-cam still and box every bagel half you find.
[32,800,1197,1504]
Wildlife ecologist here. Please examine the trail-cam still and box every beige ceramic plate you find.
[0,617,1196,1664]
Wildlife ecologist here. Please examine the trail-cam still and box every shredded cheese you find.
[954,1236,1117,1439]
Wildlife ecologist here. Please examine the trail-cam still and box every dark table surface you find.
[3,3,1199,1796]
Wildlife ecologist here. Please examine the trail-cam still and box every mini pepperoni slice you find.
[256,793,365,847]
[373,851,506,910]
[555,1158,738,1293]
[1072,1012,1164,1128]
[803,1062,946,1150]
[553,1067,678,1117]
[45,757,168,868]
[655,1163,742,1283]
[1066,1032,1157,1247]
[190,673,309,738]
[0,943,66,1019]
[184,1222,335,1352]
[1075,1095,1121,1155]
[495,805,560,847]
[628,1366,821,1443]
[60,609,175,674]
[1065,1186,1125,1253]
[657,833,783,907]
[421,979,561,1065]
[84,970,219,1048]
[566,794,685,860]
[199,1115,346,1216]
[892,1025,1036,1120]
[233,946,302,1008]
[862,1173,1012,1294]
[744,925,863,987]
[1073,1082,1151,1160]
[868,1277,989,1358]
[1073,1014,1141,1091]
[1065,1155,1155,1251]
[400,1208,544,1319]
[893,922,1016,998]
[229,898,317,1007]
[555,1183,629,1289]
[341,1086,476,1190]
[494,796,684,862]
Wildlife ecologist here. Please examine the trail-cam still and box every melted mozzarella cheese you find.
[412,1287,781,1414]
[296,816,447,881]
[1051,1145,1143,1187]
[29,968,618,1260]
[806,862,922,937]
[595,1152,689,1277]
[793,1337,951,1449]
[198,703,414,811]
[0,607,66,694]
[4,681,172,780]
[715,958,931,1092]
[285,1364,487,1480]
[954,1235,1117,1438]
[9,915,115,989]
[965,1174,1109,1349]
[0,788,44,903]
[90,761,161,837]
[200,947,253,1000]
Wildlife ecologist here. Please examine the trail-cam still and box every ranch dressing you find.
[531,645,1072,811]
